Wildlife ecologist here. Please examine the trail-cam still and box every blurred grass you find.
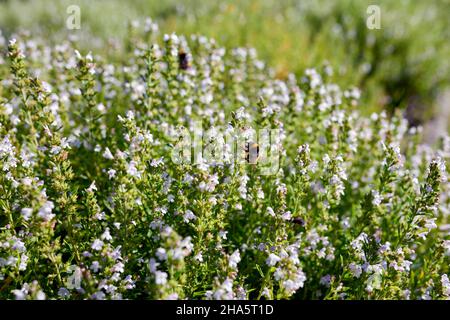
[1,0,449,120]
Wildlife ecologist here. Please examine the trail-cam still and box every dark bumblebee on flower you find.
[245,142,260,164]
[291,217,305,226]
[178,50,190,70]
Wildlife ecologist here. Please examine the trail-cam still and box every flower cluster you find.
[0,20,449,300]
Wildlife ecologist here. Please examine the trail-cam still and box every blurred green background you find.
[1,0,449,132]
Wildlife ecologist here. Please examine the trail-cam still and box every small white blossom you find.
[229,250,241,269]
[266,253,281,267]
[91,239,104,251]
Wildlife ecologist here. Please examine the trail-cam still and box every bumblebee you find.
[178,50,190,70]
[291,217,305,227]
[245,142,260,164]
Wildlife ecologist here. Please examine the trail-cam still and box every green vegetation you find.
[1,0,449,119]
[0,0,449,300]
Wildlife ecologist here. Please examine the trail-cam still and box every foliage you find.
[0,0,449,119]
[0,19,449,300]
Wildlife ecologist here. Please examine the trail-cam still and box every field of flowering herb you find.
[0,13,449,301]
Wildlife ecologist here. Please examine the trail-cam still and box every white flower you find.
[424,218,437,231]
[349,263,362,278]
[148,258,159,273]
[218,230,228,239]
[183,210,197,223]
[94,211,106,221]
[21,177,33,186]
[443,240,450,256]
[36,290,45,300]
[112,262,124,273]
[266,253,281,266]
[74,49,82,60]
[91,239,104,251]
[234,107,249,121]
[107,169,117,179]
[154,271,168,285]
[101,228,112,241]
[371,190,382,206]
[441,274,450,297]
[90,261,101,273]
[281,211,292,221]
[38,201,55,221]
[198,174,219,192]
[163,33,179,44]
[194,252,204,262]
[257,189,265,199]
[156,248,167,261]
[166,293,179,300]
[92,291,106,300]
[323,154,331,165]
[12,289,26,300]
[21,208,33,220]
[87,181,97,193]
[97,103,106,112]
[261,287,271,298]
[267,207,275,217]
[103,147,114,160]
[150,157,164,167]
[229,250,241,269]
[18,253,28,271]
[11,239,26,253]
[282,271,306,295]
[144,18,159,33]
[432,157,447,182]
[403,289,411,300]
[126,161,142,179]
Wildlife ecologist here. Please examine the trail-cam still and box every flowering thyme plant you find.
[0,22,449,300]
